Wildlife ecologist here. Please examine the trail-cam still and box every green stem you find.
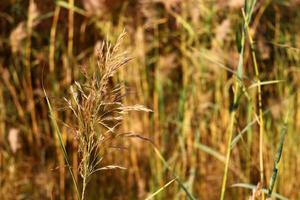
[220,80,239,200]
[242,9,265,200]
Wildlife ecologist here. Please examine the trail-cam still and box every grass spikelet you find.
[64,31,151,200]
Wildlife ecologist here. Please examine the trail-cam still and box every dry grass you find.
[1,0,300,199]
[46,32,151,200]
[66,32,151,200]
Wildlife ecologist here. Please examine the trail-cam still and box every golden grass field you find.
[1,0,300,199]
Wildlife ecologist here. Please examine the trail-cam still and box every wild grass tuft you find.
[45,31,151,200]
[65,32,151,200]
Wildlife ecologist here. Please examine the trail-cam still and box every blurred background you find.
[1,0,300,199]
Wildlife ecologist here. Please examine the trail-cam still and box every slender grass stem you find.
[145,178,177,200]
[242,10,265,200]
[43,88,81,200]
[26,0,40,146]
[220,80,240,200]
[81,151,88,200]
[268,110,290,197]
[152,146,196,200]
[49,6,60,72]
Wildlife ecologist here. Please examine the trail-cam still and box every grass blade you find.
[122,132,197,199]
[268,112,289,197]
[231,183,289,200]
[145,178,177,200]
[248,80,284,89]
[231,109,271,149]
[43,87,81,199]
[195,143,225,162]
[152,147,197,200]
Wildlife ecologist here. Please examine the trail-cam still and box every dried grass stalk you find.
[64,31,151,200]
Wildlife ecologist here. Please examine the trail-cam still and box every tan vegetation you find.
[0,0,300,199]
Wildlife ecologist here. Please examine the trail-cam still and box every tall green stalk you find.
[219,4,247,199]
[242,7,265,200]
[220,80,240,200]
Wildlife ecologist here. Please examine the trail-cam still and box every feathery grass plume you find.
[64,31,151,200]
